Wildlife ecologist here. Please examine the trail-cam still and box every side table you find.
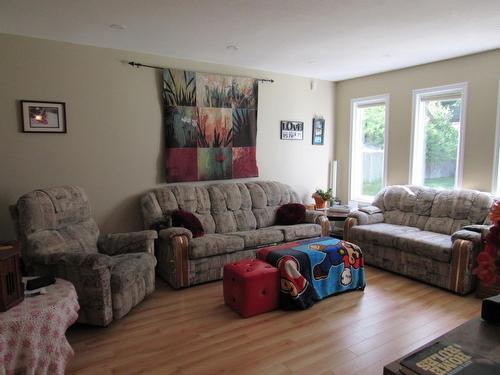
[312,210,349,239]
[325,212,349,239]
[0,278,80,375]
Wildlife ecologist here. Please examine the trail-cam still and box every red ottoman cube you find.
[223,258,279,318]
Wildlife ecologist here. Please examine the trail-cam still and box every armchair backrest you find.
[14,186,99,259]
[141,180,301,233]
[372,185,493,234]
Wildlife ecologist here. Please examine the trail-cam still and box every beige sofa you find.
[141,181,329,288]
[344,185,492,294]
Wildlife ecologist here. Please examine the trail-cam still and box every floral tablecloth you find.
[0,278,79,375]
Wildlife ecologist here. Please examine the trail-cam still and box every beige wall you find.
[335,49,500,203]
[0,33,335,241]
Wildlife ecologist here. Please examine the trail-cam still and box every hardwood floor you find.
[66,266,481,374]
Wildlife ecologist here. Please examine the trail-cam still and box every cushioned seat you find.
[109,253,157,293]
[349,223,420,248]
[230,228,284,248]
[273,223,322,241]
[396,231,452,262]
[189,234,245,259]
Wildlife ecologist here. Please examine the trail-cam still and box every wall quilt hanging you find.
[163,68,259,182]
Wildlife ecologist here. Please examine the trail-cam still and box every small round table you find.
[0,278,79,375]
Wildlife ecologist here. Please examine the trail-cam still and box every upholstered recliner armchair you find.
[11,186,157,326]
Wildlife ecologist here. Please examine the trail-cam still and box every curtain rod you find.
[128,61,275,83]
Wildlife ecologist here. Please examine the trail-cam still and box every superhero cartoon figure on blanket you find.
[309,241,363,285]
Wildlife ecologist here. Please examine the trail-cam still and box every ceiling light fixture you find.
[109,24,127,30]
[226,45,239,51]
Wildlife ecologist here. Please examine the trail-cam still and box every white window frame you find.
[493,77,500,196]
[409,82,468,189]
[349,94,390,203]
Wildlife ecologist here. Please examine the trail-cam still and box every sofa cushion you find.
[233,209,257,231]
[206,183,257,233]
[273,223,321,242]
[109,253,156,293]
[276,203,306,225]
[230,228,284,248]
[247,182,268,209]
[172,209,204,238]
[189,234,245,259]
[195,213,216,234]
[253,206,279,228]
[396,231,452,262]
[255,181,282,206]
[212,211,238,233]
[349,223,420,248]
[423,217,455,236]
[382,185,418,212]
[424,190,493,235]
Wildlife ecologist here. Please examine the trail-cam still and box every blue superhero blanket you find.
[257,237,366,310]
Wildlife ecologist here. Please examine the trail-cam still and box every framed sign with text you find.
[280,120,304,140]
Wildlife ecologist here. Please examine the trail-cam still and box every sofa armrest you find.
[316,215,330,237]
[461,224,491,236]
[28,251,114,326]
[451,229,483,244]
[348,210,384,225]
[159,227,193,241]
[98,230,157,256]
[449,239,478,295]
[157,229,191,289]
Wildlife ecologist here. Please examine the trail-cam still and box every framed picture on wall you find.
[312,117,325,145]
[21,100,67,133]
[280,120,304,140]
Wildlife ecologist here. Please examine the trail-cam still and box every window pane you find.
[422,99,461,190]
[361,105,385,197]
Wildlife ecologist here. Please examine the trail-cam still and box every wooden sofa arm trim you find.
[316,215,330,237]
[343,217,358,242]
[171,235,189,289]
[449,239,473,295]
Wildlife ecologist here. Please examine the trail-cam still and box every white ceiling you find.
[1,0,500,81]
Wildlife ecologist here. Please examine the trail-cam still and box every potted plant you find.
[474,200,500,298]
[312,188,333,209]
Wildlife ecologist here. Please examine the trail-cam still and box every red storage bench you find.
[223,258,279,318]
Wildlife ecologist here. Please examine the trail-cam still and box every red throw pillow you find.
[276,203,306,225]
[171,209,204,238]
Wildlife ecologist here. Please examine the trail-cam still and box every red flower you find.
[478,249,495,264]
[474,201,500,286]
[490,200,500,224]
[475,203,500,286]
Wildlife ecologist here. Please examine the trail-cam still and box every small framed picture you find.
[280,120,304,140]
[21,100,67,133]
[312,117,325,145]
